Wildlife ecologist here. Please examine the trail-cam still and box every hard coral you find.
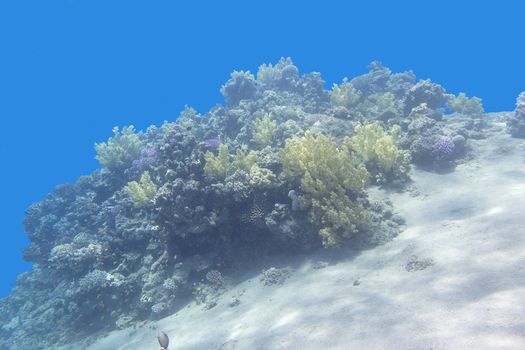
[330,78,362,108]
[403,79,446,116]
[123,171,158,208]
[507,92,525,138]
[204,144,230,179]
[348,122,411,184]
[95,126,143,173]
[280,132,370,247]
[204,144,259,180]
[445,92,484,116]
[431,139,455,160]
[251,113,277,146]
[220,70,257,106]
[257,57,299,90]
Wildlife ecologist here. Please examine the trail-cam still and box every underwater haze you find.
[1,1,525,349]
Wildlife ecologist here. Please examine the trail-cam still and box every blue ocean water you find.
[0,0,523,300]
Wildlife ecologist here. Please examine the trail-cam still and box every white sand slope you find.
[85,119,525,350]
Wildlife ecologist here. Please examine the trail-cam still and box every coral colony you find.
[431,139,455,160]
[2,57,522,349]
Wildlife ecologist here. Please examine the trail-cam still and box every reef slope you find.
[82,115,525,350]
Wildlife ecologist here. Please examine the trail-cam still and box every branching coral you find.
[95,126,143,172]
[347,122,411,184]
[280,132,370,247]
[446,92,484,116]
[256,57,299,89]
[248,165,276,188]
[403,79,446,116]
[204,144,259,180]
[508,92,525,137]
[354,92,399,121]
[123,171,158,208]
[220,70,257,106]
[431,139,455,160]
[370,92,396,112]
[232,149,257,172]
[330,78,362,108]
[251,113,277,146]
[204,144,230,179]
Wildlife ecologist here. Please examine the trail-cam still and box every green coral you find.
[280,132,370,247]
[248,165,277,188]
[204,144,230,179]
[204,144,258,180]
[330,78,362,108]
[251,113,277,146]
[123,171,158,208]
[95,126,143,172]
[372,92,396,111]
[177,106,200,133]
[446,92,484,116]
[347,122,411,183]
[232,148,257,172]
[256,57,295,84]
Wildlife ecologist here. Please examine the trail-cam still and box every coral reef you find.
[251,112,277,146]
[403,79,446,117]
[397,103,469,170]
[257,57,300,91]
[280,132,370,247]
[260,267,293,286]
[330,78,362,109]
[203,144,258,180]
[507,92,525,138]
[445,92,484,116]
[220,70,258,107]
[123,171,158,207]
[0,58,489,350]
[95,126,143,173]
[347,122,411,185]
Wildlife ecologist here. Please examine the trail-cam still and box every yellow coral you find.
[347,122,410,180]
[256,57,295,84]
[95,126,143,172]
[204,144,230,179]
[232,149,257,172]
[251,113,277,146]
[330,78,361,108]
[123,171,158,208]
[446,92,484,115]
[371,92,396,111]
[281,132,370,247]
[257,62,281,83]
[204,144,260,180]
[249,165,277,188]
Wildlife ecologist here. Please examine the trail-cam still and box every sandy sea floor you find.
[80,117,525,350]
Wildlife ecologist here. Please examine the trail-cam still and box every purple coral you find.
[431,139,455,160]
[132,147,158,171]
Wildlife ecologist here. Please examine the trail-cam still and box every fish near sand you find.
[157,330,169,349]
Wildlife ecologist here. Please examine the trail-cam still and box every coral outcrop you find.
[507,92,525,138]
[0,58,488,350]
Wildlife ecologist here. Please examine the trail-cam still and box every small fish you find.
[157,330,169,349]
